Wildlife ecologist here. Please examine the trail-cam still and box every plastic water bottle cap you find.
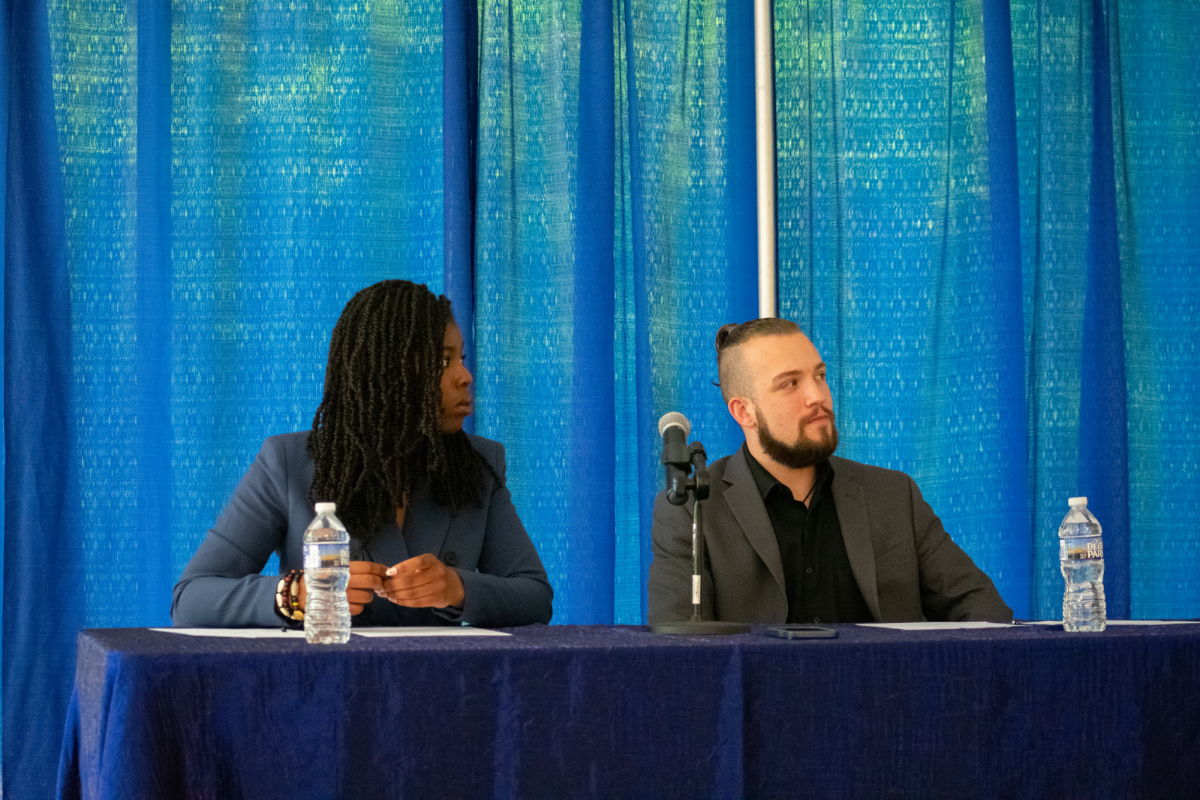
[1068,496,1087,507]
[314,502,337,513]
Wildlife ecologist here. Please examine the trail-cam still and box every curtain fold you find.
[4,0,82,794]
[443,0,478,389]
[472,0,618,623]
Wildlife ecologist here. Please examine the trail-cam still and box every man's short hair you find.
[715,318,802,402]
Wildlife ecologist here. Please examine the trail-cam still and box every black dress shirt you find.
[743,445,873,624]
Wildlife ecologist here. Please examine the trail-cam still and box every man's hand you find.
[298,561,387,616]
[381,553,465,610]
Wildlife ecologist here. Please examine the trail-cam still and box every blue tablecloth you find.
[57,623,1200,798]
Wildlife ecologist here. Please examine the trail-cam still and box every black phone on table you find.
[766,624,838,639]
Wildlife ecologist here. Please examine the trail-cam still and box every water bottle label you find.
[304,544,349,570]
[1059,538,1103,560]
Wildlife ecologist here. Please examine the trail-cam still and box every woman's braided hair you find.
[306,280,488,543]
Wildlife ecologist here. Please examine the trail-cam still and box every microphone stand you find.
[651,440,751,636]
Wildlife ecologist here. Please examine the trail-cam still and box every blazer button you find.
[444,551,459,567]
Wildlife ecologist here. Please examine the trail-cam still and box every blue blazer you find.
[171,431,554,627]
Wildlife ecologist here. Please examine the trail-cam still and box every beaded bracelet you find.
[287,570,304,621]
[273,569,305,623]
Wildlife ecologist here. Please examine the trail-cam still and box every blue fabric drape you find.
[8,1,449,794]
[1011,0,1200,619]
[775,0,1032,616]
[1105,0,1200,618]
[472,0,619,624]
[136,0,176,646]
[1078,0,1130,620]
[4,0,82,794]
[613,0,760,621]
[3,0,1199,794]
[443,0,479,392]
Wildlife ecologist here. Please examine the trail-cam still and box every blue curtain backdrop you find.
[775,0,1032,617]
[4,0,1199,795]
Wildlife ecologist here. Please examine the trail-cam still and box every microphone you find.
[658,412,691,468]
[649,413,750,635]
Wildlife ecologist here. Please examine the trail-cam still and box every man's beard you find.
[755,406,839,469]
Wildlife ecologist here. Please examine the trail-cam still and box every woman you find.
[171,280,553,627]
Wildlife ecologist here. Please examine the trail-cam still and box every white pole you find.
[754,0,777,319]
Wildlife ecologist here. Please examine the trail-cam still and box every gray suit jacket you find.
[648,448,1012,624]
[172,431,553,628]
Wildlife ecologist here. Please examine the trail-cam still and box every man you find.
[647,318,1012,625]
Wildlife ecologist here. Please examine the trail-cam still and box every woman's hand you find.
[298,561,387,616]
[381,553,465,610]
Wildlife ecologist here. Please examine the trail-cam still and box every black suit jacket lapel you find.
[830,458,882,621]
[721,448,787,599]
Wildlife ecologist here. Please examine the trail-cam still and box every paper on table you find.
[857,621,1016,630]
[1024,619,1200,625]
[150,623,511,638]
[351,627,511,637]
[152,627,305,638]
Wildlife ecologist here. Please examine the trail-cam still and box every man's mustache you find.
[802,407,836,425]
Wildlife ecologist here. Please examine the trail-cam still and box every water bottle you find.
[1059,496,1106,632]
[303,502,351,644]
